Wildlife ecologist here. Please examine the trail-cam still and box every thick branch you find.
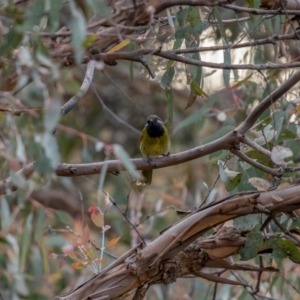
[1,71,300,193]
[54,185,299,300]
[55,133,232,176]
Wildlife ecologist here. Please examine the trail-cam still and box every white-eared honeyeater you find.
[137,115,170,186]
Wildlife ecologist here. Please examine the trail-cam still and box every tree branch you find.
[61,60,96,115]
[172,33,300,54]
[1,72,299,194]
[55,185,299,299]
[96,47,300,71]
[222,4,300,15]
[242,136,271,157]
[151,0,235,14]
[231,148,282,176]
[237,70,300,133]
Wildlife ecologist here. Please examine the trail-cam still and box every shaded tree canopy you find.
[2,0,300,299]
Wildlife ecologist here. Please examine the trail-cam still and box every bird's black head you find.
[145,115,165,138]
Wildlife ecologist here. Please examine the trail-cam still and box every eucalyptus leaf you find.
[35,133,60,169]
[240,232,264,261]
[69,1,86,64]
[271,145,293,166]
[113,144,142,179]
[161,65,175,89]
[44,97,61,133]
[203,125,234,144]
[253,125,276,145]
[174,96,216,134]
[1,196,10,232]
[20,213,33,270]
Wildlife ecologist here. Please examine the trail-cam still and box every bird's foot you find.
[162,152,170,157]
[146,155,152,164]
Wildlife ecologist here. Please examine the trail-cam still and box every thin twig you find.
[91,82,141,135]
[61,60,97,115]
[242,136,271,157]
[201,157,228,208]
[222,4,300,15]
[106,192,146,245]
[95,45,300,71]
[231,149,282,176]
[272,216,300,247]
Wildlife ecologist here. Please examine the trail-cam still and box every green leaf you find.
[36,156,53,174]
[166,8,174,28]
[20,213,33,270]
[217,160,242,191]
[35,133,60,169]
[34,208,45,242]
[246,0,255,8]
[16,134,26,162]
[231,73,253,89]
[113,144,142,179]
[55,210,73,225]
[190,81,207,97]
[234,214,266,231]
[253,125,275,145]
[225,172,242,191]
[268,237,300,263]
[1,196,11,232]
[43,98,61,133]
[176,7,187,27]
[48,0,62,32]
[274,116,284,140]
[203,125,235,144]
[240,232,264,261]
[174,96,216,134]
[187,6,201,27]
[161,65,175,89]
[0,29,23,57]
[69,1,86,64]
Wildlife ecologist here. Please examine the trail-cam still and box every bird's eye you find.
[147,120,151,124]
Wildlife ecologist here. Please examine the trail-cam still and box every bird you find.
[137,115,170,186]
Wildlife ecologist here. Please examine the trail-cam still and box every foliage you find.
[1,0,300,299]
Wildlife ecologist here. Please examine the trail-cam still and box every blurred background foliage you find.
[1,0,300,299]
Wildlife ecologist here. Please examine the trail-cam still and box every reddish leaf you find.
[100,257,107,264]
[64,250,77,260]
[91,210,104,228]
[59,257,66,269]
[71,261,86,270]
[106,236,120,248]
[82,224,90,246]
[49,253,58,259]
[88,205,97,214]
